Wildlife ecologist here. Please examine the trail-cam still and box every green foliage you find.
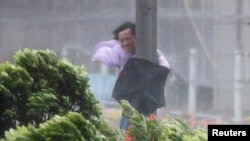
[120,100,208,141]
[0,112,125,141]
[0,48,102,137]
[0,48,208,141]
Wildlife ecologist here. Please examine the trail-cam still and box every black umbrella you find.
[112,58,171,115]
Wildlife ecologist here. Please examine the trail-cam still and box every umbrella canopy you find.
[112,58,171,115]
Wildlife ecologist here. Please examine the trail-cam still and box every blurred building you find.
[0,0,250,123]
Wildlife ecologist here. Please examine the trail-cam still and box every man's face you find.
[118,28,135,54]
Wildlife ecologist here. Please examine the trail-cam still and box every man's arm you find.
[157,49,170,69]
[91,40,121,68]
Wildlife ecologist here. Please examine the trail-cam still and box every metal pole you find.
[135,0,157,63]
[188,48,197,113]
[233,0,243,123]
[234,51,243,122]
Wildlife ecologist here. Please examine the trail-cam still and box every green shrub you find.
[0,112,125,141]
[0,48,101,137]
[0,48,207,141]
[121,100,208,141]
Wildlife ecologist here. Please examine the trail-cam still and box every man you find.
[92,21,170,130]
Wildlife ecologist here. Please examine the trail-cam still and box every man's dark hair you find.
[112,21,136,40]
